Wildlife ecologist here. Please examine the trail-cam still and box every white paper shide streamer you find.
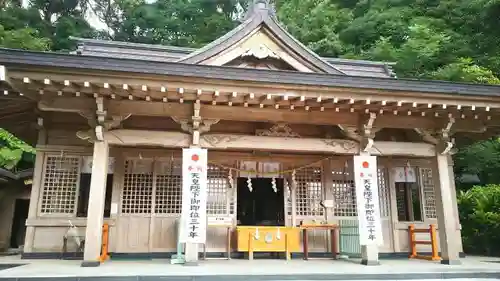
[247,175,253,192]
[228,169,234,189]
[271,176,277,193]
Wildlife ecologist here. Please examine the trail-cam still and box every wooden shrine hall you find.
[1,0,500,268]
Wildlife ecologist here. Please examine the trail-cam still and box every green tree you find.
[94,0,243,47]
[454,139,500,188]
[0,24,50,50]
[0,0,97,51]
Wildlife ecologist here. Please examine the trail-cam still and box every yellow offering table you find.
[236,226,301,260]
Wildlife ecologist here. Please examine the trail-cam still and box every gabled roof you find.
[179,0,344,74]
[71,37,194,62]
[71,37,395,78]
[69,1,396,78]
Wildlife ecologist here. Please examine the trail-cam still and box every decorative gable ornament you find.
[241,44,280,60]
[256,123,301,138]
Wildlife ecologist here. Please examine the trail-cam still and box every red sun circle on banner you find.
[362,161,369,168]
[191,154,199,162]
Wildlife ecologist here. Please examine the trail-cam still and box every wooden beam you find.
[11,69,500,108]
[38,96,95,113]
[107,100,192,119]
[1,66,38,101]
[200,104,358,126]
[39,98,488,132]
[102,129,435,157]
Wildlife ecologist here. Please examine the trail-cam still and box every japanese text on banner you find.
[179,148,208,243]
[353,155,383,246]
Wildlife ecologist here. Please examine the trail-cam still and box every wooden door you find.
[150,158,182,252]
[116,158,153,253]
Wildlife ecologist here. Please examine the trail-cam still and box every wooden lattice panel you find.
[122,159,153,214]
[295,166,324,217]
[395,183,407,219]
[207,164,233,215]
[40,155,80,214]
[155,158,182,214]
[331,163,356,217]
[377,168,390,217]
[419,167,437,219]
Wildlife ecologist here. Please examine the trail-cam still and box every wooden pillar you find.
[322,159,335,252]
[24,126,46,254]
[386,158,400,252]
[447,159,463,254]
[23,150,45,253]
[434,153,461,264]
[81,141,109,267]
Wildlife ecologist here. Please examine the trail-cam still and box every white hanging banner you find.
[179,148,208,243]
[353,155,383,246]
[392,167,417,183]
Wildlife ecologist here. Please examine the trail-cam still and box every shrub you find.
[458,184,500,256]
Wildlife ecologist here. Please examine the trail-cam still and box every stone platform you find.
[0,256,500,280]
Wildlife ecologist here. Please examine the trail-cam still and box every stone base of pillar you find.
[441,259,462,265]
[361,259,380,266]
[184,243,199,266]
[81,261,100,267]
[360,245,379,266]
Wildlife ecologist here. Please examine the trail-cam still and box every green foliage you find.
[432,58,500,84]
[0,0,97,51]
[454,139,500,188]
[276,0,500,83]
[0,128,35,170]
[0,24,50,50]
[458,185,500,256]
[94,0,243,47]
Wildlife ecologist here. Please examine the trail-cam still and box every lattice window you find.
[207,164,233,215]
[121,159,153,214]
[155,158,182,214]
[295,167,324,217]
[40,155,80,214]
[377,168,390,217]
[420,167,437,219]
[332,166,357,217]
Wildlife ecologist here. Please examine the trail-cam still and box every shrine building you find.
[1,0,500,267]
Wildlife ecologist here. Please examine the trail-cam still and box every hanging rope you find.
[209,155,333,177]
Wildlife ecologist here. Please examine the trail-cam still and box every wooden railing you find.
[99,223,110,263]
[408,224,440,261]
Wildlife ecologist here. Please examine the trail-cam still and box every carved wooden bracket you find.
[172,103,220,146]
[76,97,131,143]
[339,113,379,152]
[415,117,455,155]
[172,117,220,134]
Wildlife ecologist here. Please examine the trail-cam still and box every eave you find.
[0,48,499,99]
[1,48,500,144]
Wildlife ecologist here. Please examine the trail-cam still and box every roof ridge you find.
[70,36,195,53]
